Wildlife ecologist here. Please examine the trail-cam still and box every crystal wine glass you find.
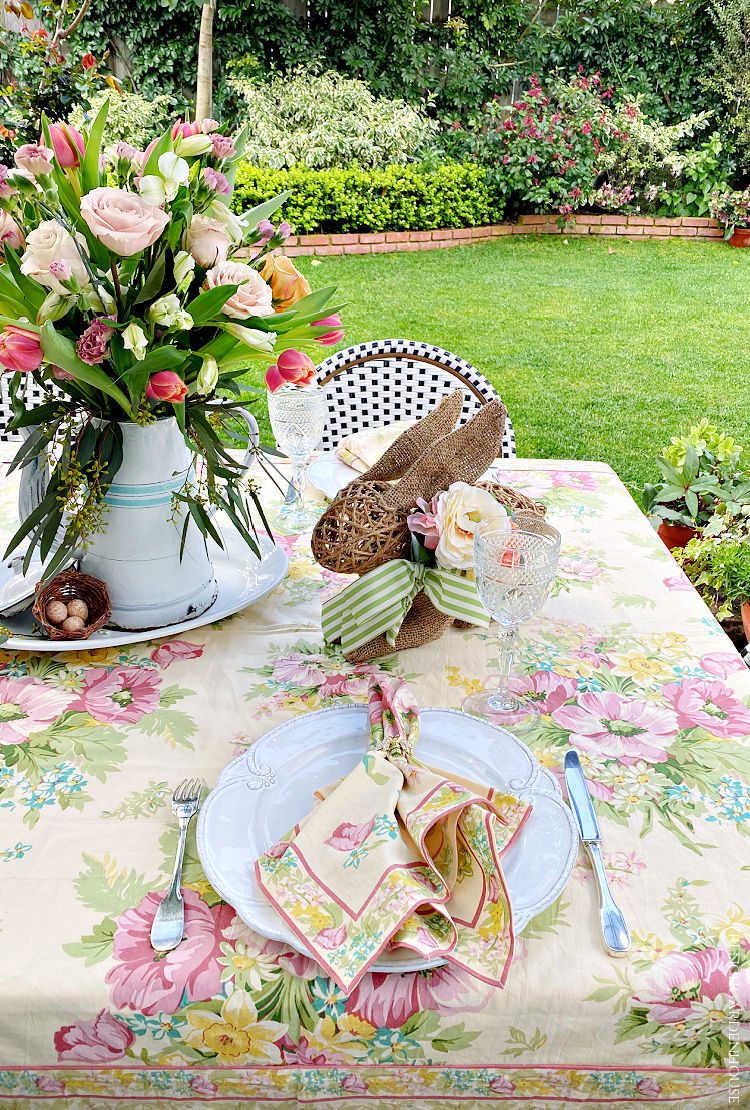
[463,512,561,727]
[268,383,327,534]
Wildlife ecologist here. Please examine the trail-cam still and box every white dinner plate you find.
[306,452,360,500]
[0,533,288,652]
[197,706,578,974]
[307,451,499,502]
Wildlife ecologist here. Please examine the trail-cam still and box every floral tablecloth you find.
[0,456,748,1110]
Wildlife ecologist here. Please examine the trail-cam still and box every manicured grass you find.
[242,236,750,497]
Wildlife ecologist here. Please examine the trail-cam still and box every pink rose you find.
[347,964,493,1028]
[0,327,43,374]
[265,348,315,392]
[407,495,440,549]
[341,1074,368,1094]
[150,639,204,668]
[553,690,676,764]
[105,888,233,1014]
[54,1009,134,1062]
[146,370,188,403]
[636,1078,663,1096]
[80,187,170,256]
[0,210,24,253]
[187,213,231,268]
[36,1076,65,1094]
[316,924,347,950]
[47,122,84,168]
[190,1076,218,1096]
[14,142,54,176]
[313,314,345,345]
[201,118,220,133]
[203,260,273,319]
[635,946,734,1024]
[325,815,376,851]
[76,317,115,366]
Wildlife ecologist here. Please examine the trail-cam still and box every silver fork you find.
[150,778,203,953]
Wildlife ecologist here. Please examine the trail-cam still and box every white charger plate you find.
[197,705,578,974]
[0,533,288,651]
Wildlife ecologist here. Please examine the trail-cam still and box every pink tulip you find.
[172,120,202,140]
[264,348,316,392]
[313,314,344,345]
[146,370,188,403]
[46,122,85,169]
[0,327,43,373]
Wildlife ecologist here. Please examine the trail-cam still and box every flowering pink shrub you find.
[443,70,626,221]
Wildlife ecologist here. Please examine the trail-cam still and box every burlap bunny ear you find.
[385,398,507,510]
[365,390,464,482]
[311,398,509,577]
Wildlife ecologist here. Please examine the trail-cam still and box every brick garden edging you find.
[281,215,723,256]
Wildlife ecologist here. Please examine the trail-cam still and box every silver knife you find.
[564,750,631,957]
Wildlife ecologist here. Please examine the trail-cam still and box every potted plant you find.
[710,187,750,246]
[0,105,343,629]
[642,421,750,549]
[676,523,750,645]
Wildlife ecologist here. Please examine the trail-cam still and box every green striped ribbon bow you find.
[321,559,490,655]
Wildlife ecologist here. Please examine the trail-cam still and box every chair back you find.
[0,378,65,443]
[315,338,516,456]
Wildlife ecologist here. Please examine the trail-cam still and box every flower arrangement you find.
[0,103,343,580]
[407,481,514,571]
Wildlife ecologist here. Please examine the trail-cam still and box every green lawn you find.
[242,236,750,497]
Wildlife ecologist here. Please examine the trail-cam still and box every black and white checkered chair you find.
[315,338,516,456]
[0,377,65,442]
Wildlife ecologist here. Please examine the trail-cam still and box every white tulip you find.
[122,322,148,362]
[175,134,214,157]
[208,199,243,243]
[196,356,219,395]
[223,322,276,352]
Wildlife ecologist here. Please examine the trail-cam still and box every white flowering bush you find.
[229,66,438,170]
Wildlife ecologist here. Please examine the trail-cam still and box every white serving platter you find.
[0,533,288,651]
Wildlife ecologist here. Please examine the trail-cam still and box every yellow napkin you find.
[335,420,416,473]
[255,676,531,992]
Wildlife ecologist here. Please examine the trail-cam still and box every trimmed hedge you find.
[232,161,504,234]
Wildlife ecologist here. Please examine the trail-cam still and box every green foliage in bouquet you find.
[0,104,342,581]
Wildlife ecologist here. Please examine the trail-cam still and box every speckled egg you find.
[46,600,69,625]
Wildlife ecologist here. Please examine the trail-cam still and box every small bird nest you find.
[33,568,111,641]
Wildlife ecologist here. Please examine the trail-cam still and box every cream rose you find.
[435,482,511,571]
[260,254,311,311]
[80,187,169,256]
[20,219,89,293]
[187,214,231,269]
[203,260,273,319]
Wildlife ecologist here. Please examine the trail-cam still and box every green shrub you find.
[229,66,438,170]
[232,161,503,234]
[69,90,178,150]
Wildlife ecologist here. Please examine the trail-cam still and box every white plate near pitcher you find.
[197,705,578,974]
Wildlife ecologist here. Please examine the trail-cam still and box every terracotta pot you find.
[657,521,697,551]
[741,602,750,642]
[729,227,750,248]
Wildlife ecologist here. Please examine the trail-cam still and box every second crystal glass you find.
[268,384,327,533]
[463,512,561,728]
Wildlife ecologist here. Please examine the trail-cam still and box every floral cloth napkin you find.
[334,420,416,473]
[255,676,532,992]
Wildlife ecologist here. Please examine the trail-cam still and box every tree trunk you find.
[195,0,216,123]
